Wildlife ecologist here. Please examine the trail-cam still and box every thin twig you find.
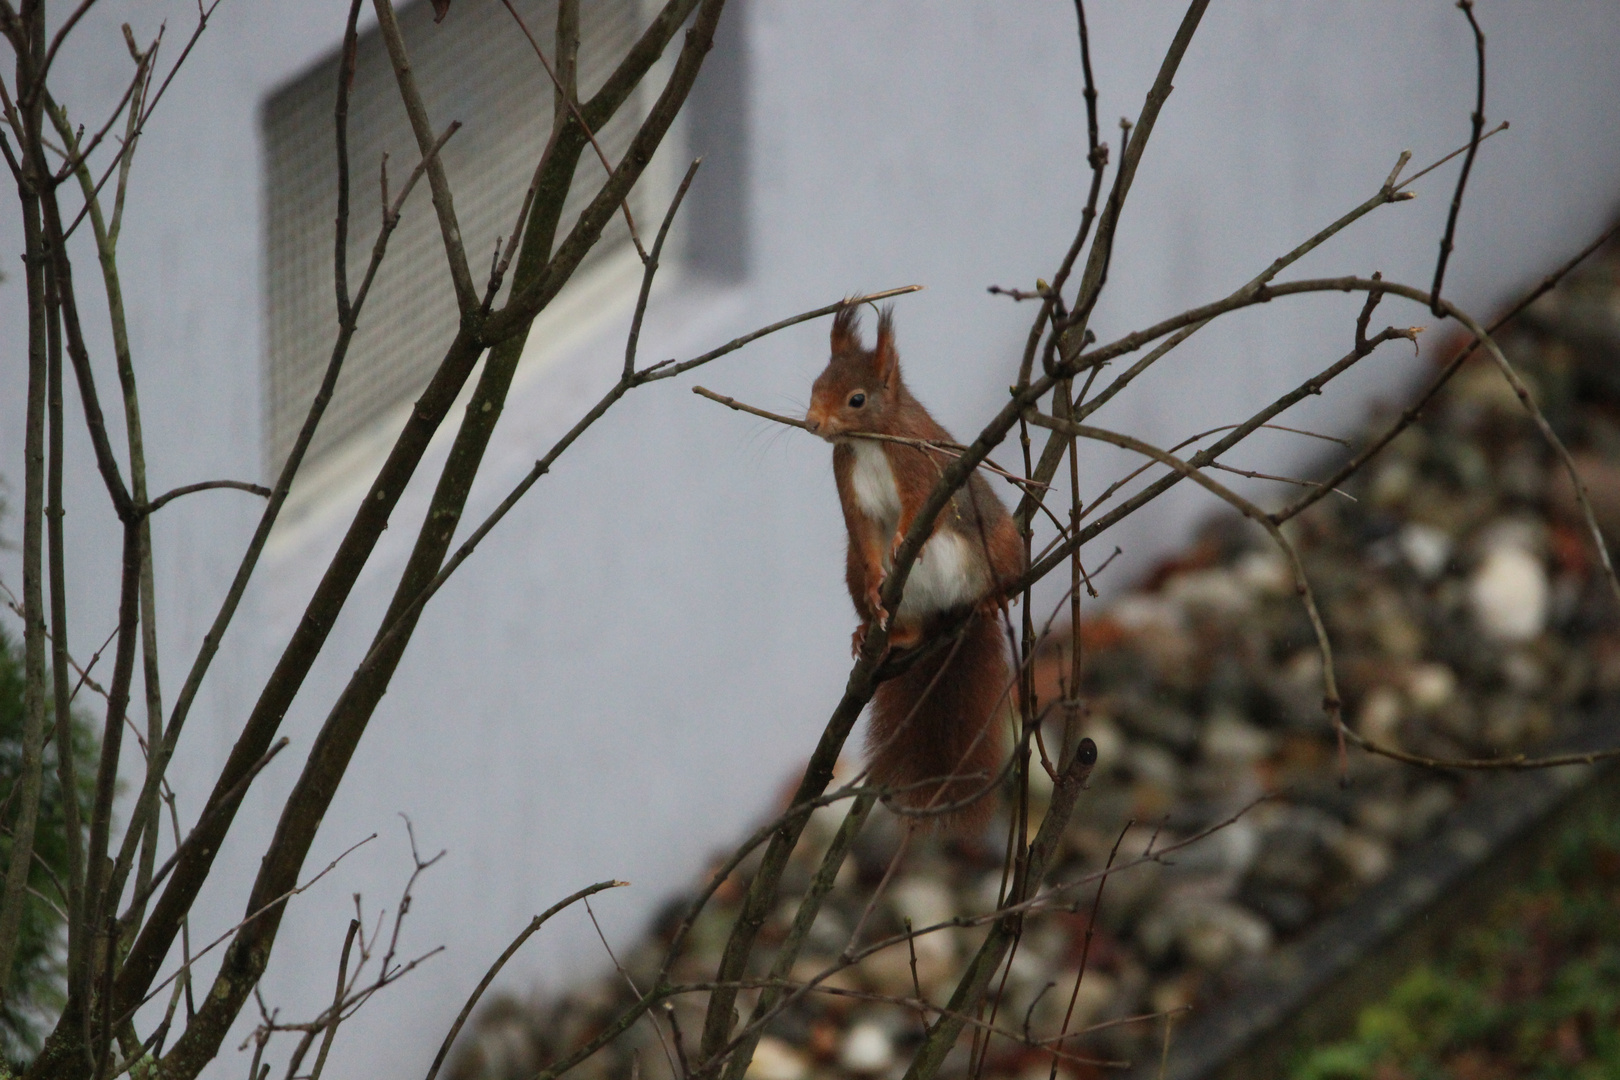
[122,834,376,1024]
[499,0,649,261]
[0,576,112,700]
[585,896,681,1080]
[307,919,360,1080]
[1047,825,1125,1080]
[691,387,1047,494]
[1274,217,1620,524]
[60,0,223,241]
[663,1004,692,1080]
[639,285,923,383]
[370,0,477,312]
[626,158,702,378]
[1430,0,1487,315]
[142,480,271,516]
[1207,460,1357,501]
[1394,119,1506,191]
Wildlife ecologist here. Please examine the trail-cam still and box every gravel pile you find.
[450,238,1620,1080]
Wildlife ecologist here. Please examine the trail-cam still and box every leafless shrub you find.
[1,2,1615,1080]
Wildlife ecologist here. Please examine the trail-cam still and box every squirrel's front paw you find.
[864,584,890,629]
[888,535,921,567]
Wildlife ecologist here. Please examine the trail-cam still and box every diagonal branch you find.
[500,0,648,261]
[109,118,461,1031]
[370,0,478,313]
[425,881,626,1080]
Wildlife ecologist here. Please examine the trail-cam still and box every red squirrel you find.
[805,305,1025,829]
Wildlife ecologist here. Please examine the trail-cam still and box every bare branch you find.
[111,119,460,1009]
[129,834,376,1028]
[499,0,648,261]
[369,0,478,312]
[424,881,625,1080]
[142,480,271,516]
[1430,0,1488,315]
[626,159,702,377]
[640,286,924,382]
[1275,217,1620,525]
[60,0,224,241]
[691,387,1046,495]
[306,920,360,1080]
[333,0,363,325]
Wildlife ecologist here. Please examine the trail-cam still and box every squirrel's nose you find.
[805,417,821,434]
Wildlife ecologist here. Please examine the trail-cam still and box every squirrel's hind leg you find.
[852,618,923,657]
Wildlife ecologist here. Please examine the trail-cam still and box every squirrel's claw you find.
[888,535,921,567]
[851,612,894,657]
[864,581,888,627]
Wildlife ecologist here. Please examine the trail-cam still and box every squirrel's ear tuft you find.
[830,304,863,355]
[874,304,898,384]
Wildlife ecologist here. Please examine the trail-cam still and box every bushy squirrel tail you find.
[867,612,1010,832]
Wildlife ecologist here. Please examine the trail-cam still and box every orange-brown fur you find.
[806,305,1025,831]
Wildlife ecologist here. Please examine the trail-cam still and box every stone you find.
[1126,743,1182,790]
[1469,544,1549,642]
[1234,549,1292,595]
[1139,897,1273,969]
[1399,523,1452,579]
[1370,459,1414,505]
[1405,663,1457,712]
[838,1022,895,1074]
[889,878,955,930]
[1178,900,1272,968]
[1356,686,1403,747]
[1172,817,1260,880]
[1352,796,1403,840]
[1239,886,1313,933]
[1402,783,1457,841]
[747,1037,811,1080]
[1201,711,1275,764]
[1330,830,1393,883]
[1500,649,1546,694]
[1165,567,1253,618]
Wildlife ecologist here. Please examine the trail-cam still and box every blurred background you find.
[2,1,1619,1076]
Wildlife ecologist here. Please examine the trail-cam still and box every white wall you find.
[2,2,1618,1076]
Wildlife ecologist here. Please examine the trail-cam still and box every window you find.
[262,0,706,479]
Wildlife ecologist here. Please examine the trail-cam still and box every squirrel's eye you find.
[848,392,866,408]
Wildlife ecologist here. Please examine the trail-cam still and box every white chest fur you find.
[900,530,987,619]
[849,440,901,530]
[847,440,985,618]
